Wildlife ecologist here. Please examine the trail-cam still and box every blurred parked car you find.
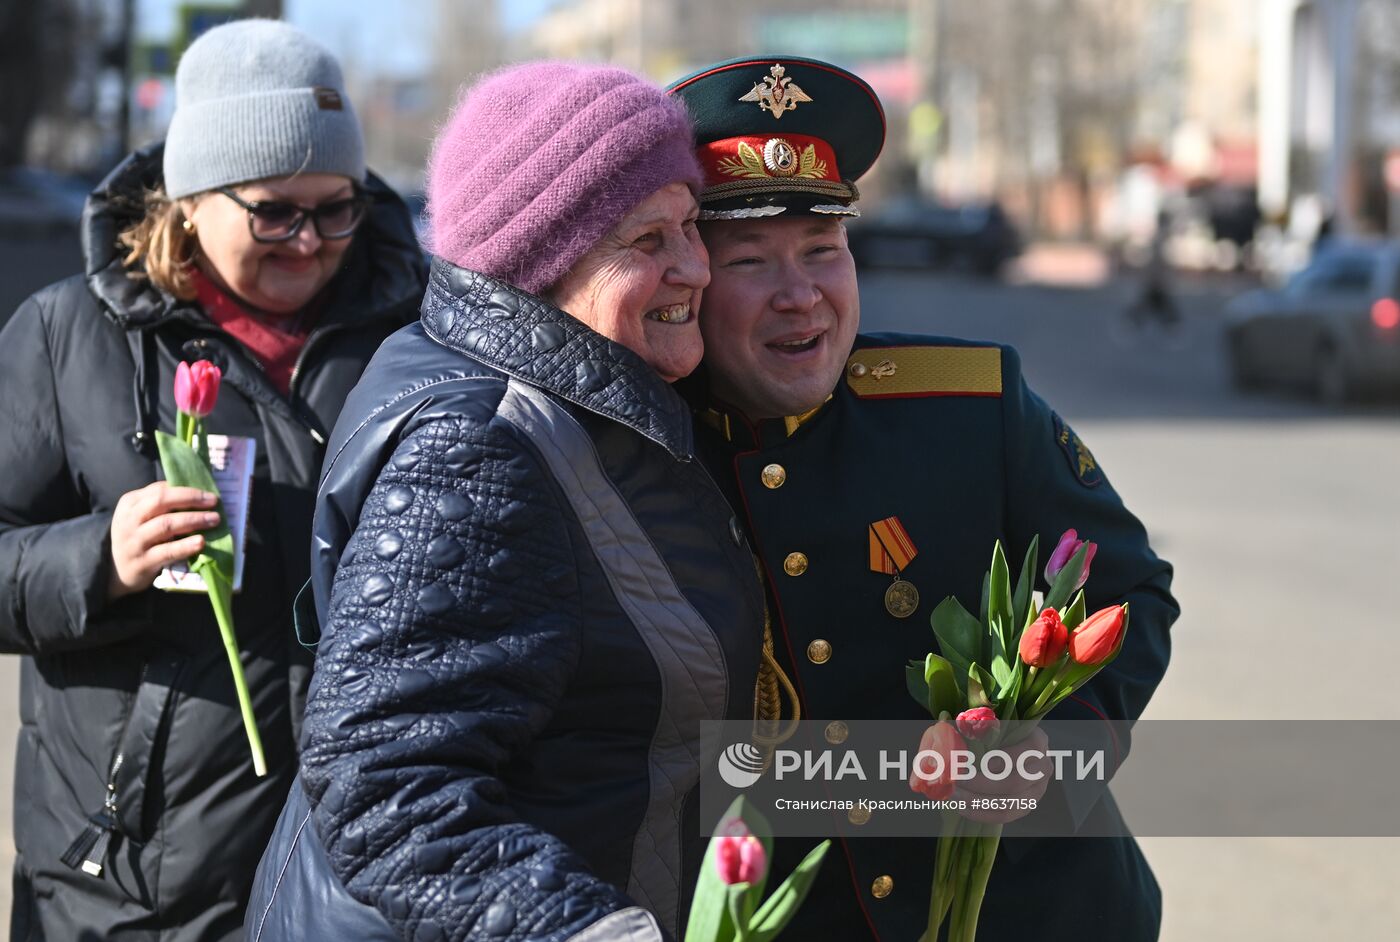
[1224,240,1400,403]
[846,197,1022,276]
[0,167,91,237]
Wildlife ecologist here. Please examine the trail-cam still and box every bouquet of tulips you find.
[155,360,265,777]
[906,529,1128,942]
[685,796,830,942]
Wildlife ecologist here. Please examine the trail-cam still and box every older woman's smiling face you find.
[550,182,710,382]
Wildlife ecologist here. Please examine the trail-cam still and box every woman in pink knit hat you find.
[246,63,767,942]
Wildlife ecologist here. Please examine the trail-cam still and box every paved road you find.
[2,257,1397,936]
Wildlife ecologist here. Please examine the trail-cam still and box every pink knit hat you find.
[426,62,704,296]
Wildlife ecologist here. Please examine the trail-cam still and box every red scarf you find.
[192,270,319,396]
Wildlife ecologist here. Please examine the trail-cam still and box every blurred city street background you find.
[4,0,1400,939]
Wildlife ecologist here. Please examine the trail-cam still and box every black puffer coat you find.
[0,143,426,941]
[245,261,764,942]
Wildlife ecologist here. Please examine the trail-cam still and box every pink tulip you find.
[909,721,967,800]
[714,834,767,885]
[1018,607,1068,668]
[174,360,221,418]
[955,707,1000,742]
[1068,605,1127,666]
[1044,529,1096,590]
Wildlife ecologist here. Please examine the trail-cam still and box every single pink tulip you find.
[1044,529,1096,590]
[714,834,767,885]
[955,706,1000,742]
[1068,605,1127,665]
[1018,607,1068,668]
[174,360,221,417]
[909,721,967,801]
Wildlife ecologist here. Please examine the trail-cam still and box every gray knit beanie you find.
[163,19,365,199]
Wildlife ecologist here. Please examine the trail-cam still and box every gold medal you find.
[884,578,920,618]
[870,516,921,618]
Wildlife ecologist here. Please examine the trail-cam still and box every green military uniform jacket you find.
[691,332,1178,941]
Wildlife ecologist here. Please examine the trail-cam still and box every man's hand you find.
[956,726,1052,824]
[108,482,220,599]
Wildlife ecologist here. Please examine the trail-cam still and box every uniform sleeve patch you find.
[1052,412,1102,488]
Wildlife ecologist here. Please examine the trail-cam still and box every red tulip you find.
[1018,607,1068,668]
[955,706,1000,742]
[1068,605,1127,665]
[714,834,767,885]
[910,721,967,800]
[174,360,221,418]
[1044,529,1097,590]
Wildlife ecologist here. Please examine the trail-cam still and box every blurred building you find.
[1260,0,1400,238]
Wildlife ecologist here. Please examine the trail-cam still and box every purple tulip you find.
[1044,529,1096,590]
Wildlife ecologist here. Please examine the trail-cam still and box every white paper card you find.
[154,433,255,594]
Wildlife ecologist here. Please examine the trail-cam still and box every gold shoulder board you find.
[845,346,1003,398]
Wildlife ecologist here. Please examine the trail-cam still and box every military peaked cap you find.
[667,55,886,220]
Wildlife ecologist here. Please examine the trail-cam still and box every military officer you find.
[667,57,1177,941]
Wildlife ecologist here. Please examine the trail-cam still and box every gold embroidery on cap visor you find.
[738,63,813,118]
[697,133,855,209]
[717,140,830,181]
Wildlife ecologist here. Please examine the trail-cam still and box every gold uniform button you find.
[871,875,894,899]
[849,361,869,378]
[783,552,808,576]
[824,721,849,745]
[806,639,832,664]
[848,806,871,826]
[761,463,787,489]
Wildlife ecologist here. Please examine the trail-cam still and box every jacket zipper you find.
[287,326,347,445]
[188,335,327,445]
[60,662,148,877]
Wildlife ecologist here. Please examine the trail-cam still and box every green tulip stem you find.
[949,824,1003,942]
[1027,659,1072,717]
[194,559,266,778]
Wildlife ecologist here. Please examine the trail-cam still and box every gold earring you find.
[182,218,196,233]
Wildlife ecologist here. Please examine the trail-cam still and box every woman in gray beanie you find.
[0,18,426,941]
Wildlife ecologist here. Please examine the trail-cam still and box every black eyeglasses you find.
[217,187,371,243]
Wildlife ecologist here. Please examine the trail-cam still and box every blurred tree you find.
[242,0,284,17]
[0,0,84,170]
[0,0,42,166]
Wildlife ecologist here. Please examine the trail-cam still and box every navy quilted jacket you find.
[246,260,764,942]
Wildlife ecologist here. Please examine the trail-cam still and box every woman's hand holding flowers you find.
[108,482,220,598]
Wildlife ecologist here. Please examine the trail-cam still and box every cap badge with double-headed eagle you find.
[738,63,813,119]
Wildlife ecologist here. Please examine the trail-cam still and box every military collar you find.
[697,393,833,450]
[421,258,694,459]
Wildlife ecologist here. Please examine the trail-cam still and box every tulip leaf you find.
[988,541,1014,653]
[967,663,996,709]
[924,654,962,719]
[990,653,1014,696]
[749,840,831,942]
[930,597,982,694]
[1039,663,1104,714]
[906,659,931,713]
[154,430,234,582]
[1062,591,1087,631]
[979,572,990,630]
[1044,543,1091,612]
[1011,535,1040,634]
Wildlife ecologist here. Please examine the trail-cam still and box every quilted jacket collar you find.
[421,257,695,459]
